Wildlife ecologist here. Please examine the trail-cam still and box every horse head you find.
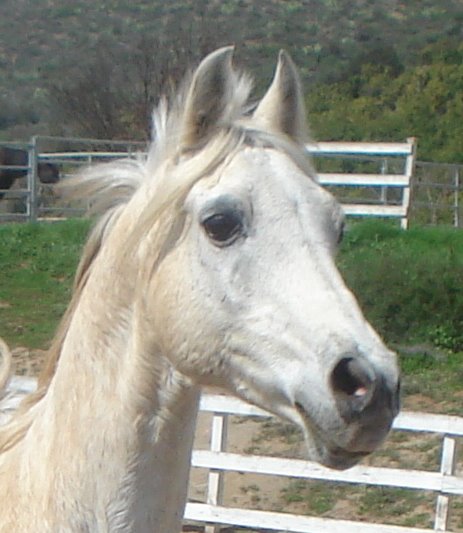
[134,48,400,470]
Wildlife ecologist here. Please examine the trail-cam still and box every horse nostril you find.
[330,357,375,402]
[330,356,399,427]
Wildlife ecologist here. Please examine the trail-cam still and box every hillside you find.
[0,0,462,158]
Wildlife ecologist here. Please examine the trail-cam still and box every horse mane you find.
[0,60,314,453]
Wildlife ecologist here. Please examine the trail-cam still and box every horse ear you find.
[181,46,235,148]
[253,50,308,144]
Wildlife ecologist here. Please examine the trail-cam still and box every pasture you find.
[1,218,462,531]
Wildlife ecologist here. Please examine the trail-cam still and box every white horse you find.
[0,48,399,532]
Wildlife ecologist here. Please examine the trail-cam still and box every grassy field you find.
[340,220,463,352]
[0,219,90,348]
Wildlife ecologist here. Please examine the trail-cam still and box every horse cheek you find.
[146,253,219,377]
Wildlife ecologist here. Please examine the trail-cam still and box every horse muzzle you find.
[295,353,400,470]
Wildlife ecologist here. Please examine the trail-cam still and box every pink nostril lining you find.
[330,357,374,398]
[354,386,368,397]
[330,356,399,423]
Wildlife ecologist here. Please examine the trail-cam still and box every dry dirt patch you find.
[11,346,48,377]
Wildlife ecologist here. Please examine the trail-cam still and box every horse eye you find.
[202,211,243,245]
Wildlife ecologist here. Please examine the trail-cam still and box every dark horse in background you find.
[0,146,60,199]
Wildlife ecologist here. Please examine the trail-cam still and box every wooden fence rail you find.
[2,377,462,532]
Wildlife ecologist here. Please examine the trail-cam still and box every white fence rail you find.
[307,138,417,229]
[1,136,417,227]
[184,394,463,533]
[3,377,462,532]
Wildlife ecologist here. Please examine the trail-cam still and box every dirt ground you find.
[8,347,463,532]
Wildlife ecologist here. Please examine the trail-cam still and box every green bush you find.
[338,220,463,351]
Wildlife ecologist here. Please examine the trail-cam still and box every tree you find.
[45,1,229,139]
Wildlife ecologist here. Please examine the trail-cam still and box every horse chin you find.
[295,406,373,471]
[308,435,370,470]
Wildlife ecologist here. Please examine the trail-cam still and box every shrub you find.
[338,220,463,351]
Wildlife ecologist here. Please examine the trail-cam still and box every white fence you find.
[3,377,462,533]
[185,394,463,533]
[1,136,416,227]
[308,138,417,229]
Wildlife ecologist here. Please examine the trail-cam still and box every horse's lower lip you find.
[322,447,369,470]
[294,402,370,469]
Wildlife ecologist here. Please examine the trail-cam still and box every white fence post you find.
[434,436,458,531]
[205,412,228,533]
[402,137,417,229]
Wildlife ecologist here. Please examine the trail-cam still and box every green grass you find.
[281,479,351,514]
[400,353,463,415]
[339,220,463,351]
[358,487,431,527]
[0,219,91,348]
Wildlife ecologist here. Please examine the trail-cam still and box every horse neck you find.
[14,257,201,532]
